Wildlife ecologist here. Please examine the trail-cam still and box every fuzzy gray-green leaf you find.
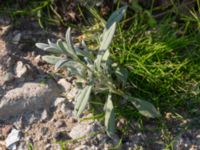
[100,22,116,51]
[75,48,94,61]
[48,39,57,47]
[44,46,62,53]
[74,85,93,117]
[95,22,116,70]
[104,94,115,138]
[55,59,68,70]
[35,43,49,50]
[61,61,85,77]
[128,96,161,118]
[42,55,61,65]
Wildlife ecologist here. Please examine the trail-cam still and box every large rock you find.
[0,81,60,119]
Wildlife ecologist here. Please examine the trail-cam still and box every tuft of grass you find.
[110,13,200,114]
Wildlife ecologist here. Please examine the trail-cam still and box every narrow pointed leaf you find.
[104,94,115,138]
[100,22,116,51]
[95,22,116,70]
[106,5,127,29]
[65,28,76,55]
[74,85,93,117]
[128,96,161,118]
[35,40,62,53]
[102,50,110,62]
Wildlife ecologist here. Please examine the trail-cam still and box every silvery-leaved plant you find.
[36,6,160,138]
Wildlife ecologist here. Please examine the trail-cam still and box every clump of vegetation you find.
[36,6,160,138]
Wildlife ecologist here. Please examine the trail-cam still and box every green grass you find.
[113,14,200,149]
[110,13,200,112]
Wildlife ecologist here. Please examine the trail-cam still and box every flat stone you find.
[53,97,65,107]
[5,128,21,149]
[0,81,60,119]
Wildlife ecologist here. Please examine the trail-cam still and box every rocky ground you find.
[0,17,200,150]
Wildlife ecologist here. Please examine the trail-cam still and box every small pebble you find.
[54,97,65,107]
[53,131,70,141]
[68,117,77,123]
[40,127,48,135]
[40,109,49,122]
[45,144,51,150]
[55,120,66,128]
[58,79,71,92]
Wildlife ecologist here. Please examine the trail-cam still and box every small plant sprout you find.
[36,6,160,139]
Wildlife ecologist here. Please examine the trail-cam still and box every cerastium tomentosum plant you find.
[36,6,160,138]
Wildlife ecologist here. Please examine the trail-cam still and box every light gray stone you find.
[5,129,21,150]
[60,103,73,118]
[0,81,60,119]
[17,141,27,150]
[69,120,99,139]
[54,120,66,128]
[14,61,27,78]
[27,113,39,124]
[67,88,78,100]
[53,97,65,107]
[57,79,71,92]
[74,145,90,150]
[12,33,21,44]
[34,55,42,65]
[2,72,15,83]
[40,109,49,122]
